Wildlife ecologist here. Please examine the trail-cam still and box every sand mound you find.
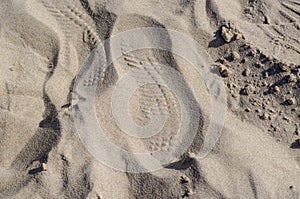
[0,0,299,198]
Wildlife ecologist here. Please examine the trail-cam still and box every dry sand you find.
[0,0,300,198]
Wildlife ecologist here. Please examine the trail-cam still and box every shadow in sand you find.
[290,140,300,149]
[164,156,197,170]
[208,29,226,48]
[28,167,43,175]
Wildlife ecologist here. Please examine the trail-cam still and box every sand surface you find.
[0,0,300,198]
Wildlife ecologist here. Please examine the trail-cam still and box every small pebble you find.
[217,65,229,77]
[180,176,190,184]
[236,32,244,40]
[287,74,297,83]
[41,163,47,171]
[245,107,251,112]
[242,69,251,76]
[240,84,254,95]
[263,72,269,78]
[283,116,290,122]
[273,86,280,93]
[261,81,267,87]
[286,98,295,105]
[221,26,234,43]
[261,112,270,120]
[248,50,256,57]
[61,155,67,161]
[231,51,240,60]
[269,108,276,113]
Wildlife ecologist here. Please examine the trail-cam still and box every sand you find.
[0,0,299,198]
